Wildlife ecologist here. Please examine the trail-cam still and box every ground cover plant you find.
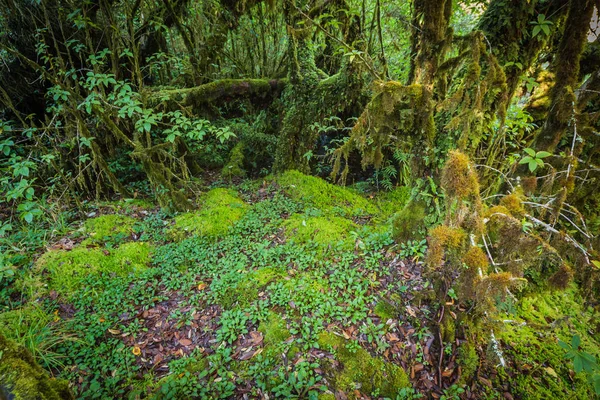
[1,0,600,399]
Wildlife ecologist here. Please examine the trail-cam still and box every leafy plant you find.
[519,148,551,172]
[530,14,553,38]
[559,335,600,394]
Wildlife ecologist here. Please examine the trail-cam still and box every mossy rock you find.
[392,200,426,243]
[283,214,356,249]
[317,332,409,397]
[168,188,248,240]
[276,171,377,216]
[0,333,73,400]
[35,242,153,295]
[82,214,136,245]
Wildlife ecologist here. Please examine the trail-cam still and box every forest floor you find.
[1,171,599,399]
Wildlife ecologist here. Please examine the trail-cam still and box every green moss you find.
[258,312,290,346]
[494,286,598,398]
[276,170,377,216]
[283,214,356,249]
[222,142,246,179]
[440,314,456,343]
[374,301,398,321]
[35,242,153,295]
[457,341,478,384]
[374,186,411,222]
[168,188,248,240]
[317,332,409,397]
[392,200,427,243]
[318,393,336,400]
[82,214,136,244]
[0,333,74,400]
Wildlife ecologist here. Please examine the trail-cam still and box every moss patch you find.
[258,312,290,347]
[283,214,356,249]
[374,301,398,321]
[222,142,246,179]
[392,200,427,243]
[494,286,598,398]
[35,242,153,295]
[0,333,73,400]
[276,170,377,216]
[82,214,136,244]
[317,332,409,397]
[373,186,411,222]
[168,188,248,240]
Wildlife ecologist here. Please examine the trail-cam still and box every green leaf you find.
[519,156,532,164]
[558,340,571,350]
[528,160,537,172]
[23,212,33,224]
[532,25,541,37]
[524,148,536,157]
[574,355,583,373]
[536,151,552,158]
[572,335,581,349]
[541,24,550,36]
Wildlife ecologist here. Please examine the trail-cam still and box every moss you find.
[494,285,598,399]
[0,333,74,400]
[82,214,136,244]
[217,268,283,309]
[392,200,427,243]
[317,332,409,397]
[258,312,290,347]
[374,301,398,321]
[283,214,356,249]
[168,188,248,240]
[373,186,411,222]
[222,142,246,179]
[35,242,153,295]
[425,225,467,268]
[276,170,377,216]
[318,393,336,400]
[457,341,479,385]
[499,192,525,218]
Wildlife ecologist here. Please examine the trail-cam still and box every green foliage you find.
[283,213,357,250]
[559,335,600,394]
[519,148,551,172]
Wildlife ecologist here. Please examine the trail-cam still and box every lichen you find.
[276,170,377,216]
[317,332,409,397]
[168,188,248,240]
[283,214,356,249]
[0,333,74,400]
[35,242,153,295]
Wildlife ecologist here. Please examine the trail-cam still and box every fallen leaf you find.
[179,338,192,346]
[132,346,141,356]
[108,329,121,335]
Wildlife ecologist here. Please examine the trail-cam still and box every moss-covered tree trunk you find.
[533,0,594,152]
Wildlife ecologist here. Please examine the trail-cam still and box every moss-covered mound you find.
[82,214,136,244]
[276,170,377,216]
[283,213,357,249]
[494,286,599,399]
[35,242,153,294]
[0,333,73,400]
[168,188,248,240]
[318,332,409,398]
